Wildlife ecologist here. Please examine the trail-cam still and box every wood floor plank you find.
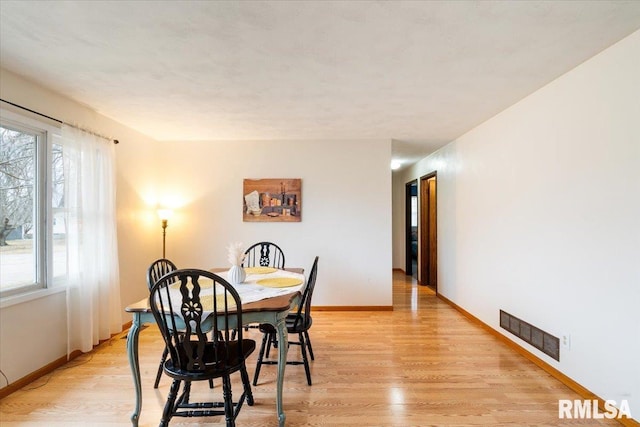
[0,272,623,426]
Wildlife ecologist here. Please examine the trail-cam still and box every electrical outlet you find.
[562,334,571,350]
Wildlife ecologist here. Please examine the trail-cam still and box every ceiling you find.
[2,1,640,168]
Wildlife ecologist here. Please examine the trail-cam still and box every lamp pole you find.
[161,219,168,258]
[157,208,172,259]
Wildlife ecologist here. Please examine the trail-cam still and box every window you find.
[0,111,63,298]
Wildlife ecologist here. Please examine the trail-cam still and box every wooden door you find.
[419,173,437,290]
[427,177,437,287]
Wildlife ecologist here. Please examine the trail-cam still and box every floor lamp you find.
[157,209,173,258]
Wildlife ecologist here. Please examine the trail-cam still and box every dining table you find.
[125,266,305,427]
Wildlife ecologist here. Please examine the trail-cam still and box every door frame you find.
[405,179,417,275]
[419,172,437,291]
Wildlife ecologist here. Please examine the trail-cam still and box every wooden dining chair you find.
[147,258,215,390]
[149,269,255,427]
[237,242,286,337]
[147,258,178,389]
[243,241,285,269]
[253,256,319,386]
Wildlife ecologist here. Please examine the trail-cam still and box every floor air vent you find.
[499,310,560,361]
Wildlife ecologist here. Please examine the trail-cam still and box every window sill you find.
[0,286,66,309]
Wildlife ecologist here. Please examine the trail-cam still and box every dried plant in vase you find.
[227,242,246,284]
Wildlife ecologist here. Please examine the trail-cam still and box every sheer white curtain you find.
[61,124,121,355]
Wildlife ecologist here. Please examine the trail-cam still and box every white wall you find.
[393,30,640,417]
[157,139,393,307]
[0,69,160,386]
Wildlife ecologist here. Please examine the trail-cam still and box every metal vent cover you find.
[500,310,560,361]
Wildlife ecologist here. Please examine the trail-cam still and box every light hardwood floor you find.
[0,271,621,426]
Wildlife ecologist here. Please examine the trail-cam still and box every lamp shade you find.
[157,209,173,221]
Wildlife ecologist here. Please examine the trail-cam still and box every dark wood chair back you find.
[291,256,319,331]
[149,269,247,374]
[243,242,285,268]
[147,258,177,290]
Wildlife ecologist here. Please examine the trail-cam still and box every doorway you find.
[404,180,418,279]
[419,173,437,290]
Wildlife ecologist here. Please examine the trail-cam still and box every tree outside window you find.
[0,123,64,295]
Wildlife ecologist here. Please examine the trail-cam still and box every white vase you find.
[228,265,246,285]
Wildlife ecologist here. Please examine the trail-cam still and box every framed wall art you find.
[243,178,302,222]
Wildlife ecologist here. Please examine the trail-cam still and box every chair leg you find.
[222,375,235,427]
[160,379,180,426]
[265,332,274,357]
[253,332,270,386]
[154,346,169,388]
[240,363,254,406]
[299,332,312,386]
[209,379,214,389]
[177,381,192,405]
[304,330,315,361]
